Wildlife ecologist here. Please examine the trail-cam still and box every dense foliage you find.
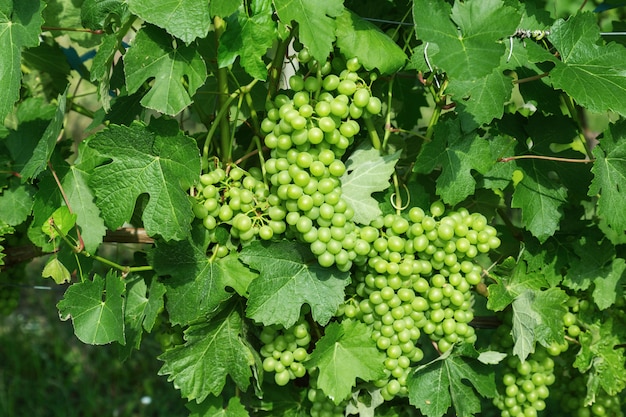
[1,0,625,416]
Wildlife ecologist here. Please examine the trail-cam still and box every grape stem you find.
[48,161,85,252]
[48,220,153,277]
[363,116,382,150]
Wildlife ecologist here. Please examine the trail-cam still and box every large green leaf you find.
[127,0,210,44]
[548,12,626,117]
[158,301,254,402]
[57,271,126,345]
[274,0,343,62]
[575,316,626,401]
[218,0,275,81]
[239,240,350,328]
[0,0,45,120]
[413,117,494,206]
[412,0,520,80]
[0,178,35,226]
[306,320,386,404]
[511,159,568,242]
[335,8,407,75]
[87,119,201,241]
[151,229,257,325]
[408,346,497,417]
[589,121,626,235]
[19,91,67,181]
[340,145,401,225]
[124,25,208,116]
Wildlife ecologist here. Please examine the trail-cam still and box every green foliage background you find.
[1,0,625,416]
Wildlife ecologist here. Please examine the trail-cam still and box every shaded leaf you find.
[335,9,407,75]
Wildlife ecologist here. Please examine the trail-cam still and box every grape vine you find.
[1,0,626,416]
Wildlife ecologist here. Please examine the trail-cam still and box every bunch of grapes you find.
[259,53,381,272]
[193,165,281,257]
[492,347,556,417]
[259,316,311,386]
[307,384,346,417]
[337,202,501,400]
[552,373,624,417]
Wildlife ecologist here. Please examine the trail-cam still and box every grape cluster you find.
[337,202,501,400]
[492,347,556,417]
[259,54,381,272]
[193,165,278,257]
[0,268,21,316]
[307,386,345,417]
[259,317,311,386]
[553,374,624,417]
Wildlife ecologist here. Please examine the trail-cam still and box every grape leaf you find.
[505,286,568,361]
[239,240,349,328]
[158,301,254,403]
[57,271,126,345]
[127,0,210,44]
[62,145,107,253]
[0,178,35,226]
[510,158,568,242]
[413,117,493,206]
[345,388,385,417]
[510,291,540,360]
[150,230,257,326]
[124,25,208,116]
[340,145,401,225]
[273,0,343,62]
[306,320,386,404]
[19,91,67,181]
[210,0,240,18]
[0,0,45,120]
[87,119,201,241]
[42,257,71,284]
[334,9,407,75]
[592,258,625,310]
[187,395,249,417]
[80,0,128,31]
[588,121,626,234]
[548,13,626,117]
[412,0,520,80]
[408,347,497,417]
[218,1,275,81]
[575,316,626,401]
[447,67,513,130]
[564,234,622,304]
[123,276,166,351]
[487,257,547,311]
